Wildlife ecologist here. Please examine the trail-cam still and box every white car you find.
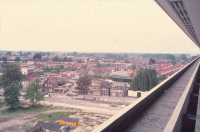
[119,105,125,108]
[44,94,50,98]
[72,93,78,96]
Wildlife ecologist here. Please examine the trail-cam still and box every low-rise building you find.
[59,117,80,128]
[35,121,70,132]
[43,77,58,93]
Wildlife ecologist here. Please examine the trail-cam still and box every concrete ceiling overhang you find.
[155,0,200,48]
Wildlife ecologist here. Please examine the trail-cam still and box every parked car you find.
[72,93,78,96]
[110,104,118,107]
[19,102,31,109]
[19,93,26,99]
[43,93,50,98]
[44,94,50,98]
[66,93,74,96]
[38,103,52,107]
[119,105,125,108]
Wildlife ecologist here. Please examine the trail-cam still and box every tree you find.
[60,65,64,69]
[191,56,197,61]
[1,63,22,89]
[125,59,130,63]
[73,51,77,56]
[180,54,187,61]
[15,57,21,62]
[19,51,22,56]
[54,67,60,74]
[96,62,105,67]
[2,57,7,63]
[77,59,83,63]
[34,58,40,61]
[68,57,73,62]
[24,78,44,107]
[72,67,77,71]
[21,52,27,56]
[3,83,20,109]
[58,80,67,86]
[150,59,155,64]
[131,64,136,70]
[96,62,101,67]
[124,54,128,58]
[172,60,176,66]
[46,52,50,56]
[33,53,42,60]
[6,51,11,56]
[76,75,91,99]
[94,58,99,62]
[63,57,68,62]
[130,68,158,91]
[52,56,60,62]
[39,52,46,56]
[27,52,32,55]
[45,57,48,61]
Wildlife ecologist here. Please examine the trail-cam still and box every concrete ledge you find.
[164,59,200,132]
[92,57,199,132]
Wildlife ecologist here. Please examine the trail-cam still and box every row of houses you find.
[15,57,189,96]
[150,64,187,77]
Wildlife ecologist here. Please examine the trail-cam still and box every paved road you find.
[0,91,137,115]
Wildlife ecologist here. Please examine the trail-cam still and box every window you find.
[49,89,52,93]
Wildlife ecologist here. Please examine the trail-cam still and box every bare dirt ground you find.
[0,98,111,132]
[0,109,68,132]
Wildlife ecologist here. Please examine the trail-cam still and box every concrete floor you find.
[126,59,200,132]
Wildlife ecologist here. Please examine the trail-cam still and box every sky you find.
[0,0,200,54]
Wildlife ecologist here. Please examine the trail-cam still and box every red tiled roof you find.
[27,77,35,81]
[49,77,55,83]
[66,63,72,65]
[62,74,68,78]
[89,62,97,65]
[75,63,83,67]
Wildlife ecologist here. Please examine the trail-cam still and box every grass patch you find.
[88,112,95,117]
[55,107,71,110]
[79,112,95,117]
[21,124,37,132]
[80,112,87,116]
[38,112,76,122]
[1,106,52,115]
[0,102,4,108]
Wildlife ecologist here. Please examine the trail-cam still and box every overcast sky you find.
[0,0,200,54]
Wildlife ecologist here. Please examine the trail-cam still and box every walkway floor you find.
[126,59,200,132]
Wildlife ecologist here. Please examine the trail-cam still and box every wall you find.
[128,90,149,97]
